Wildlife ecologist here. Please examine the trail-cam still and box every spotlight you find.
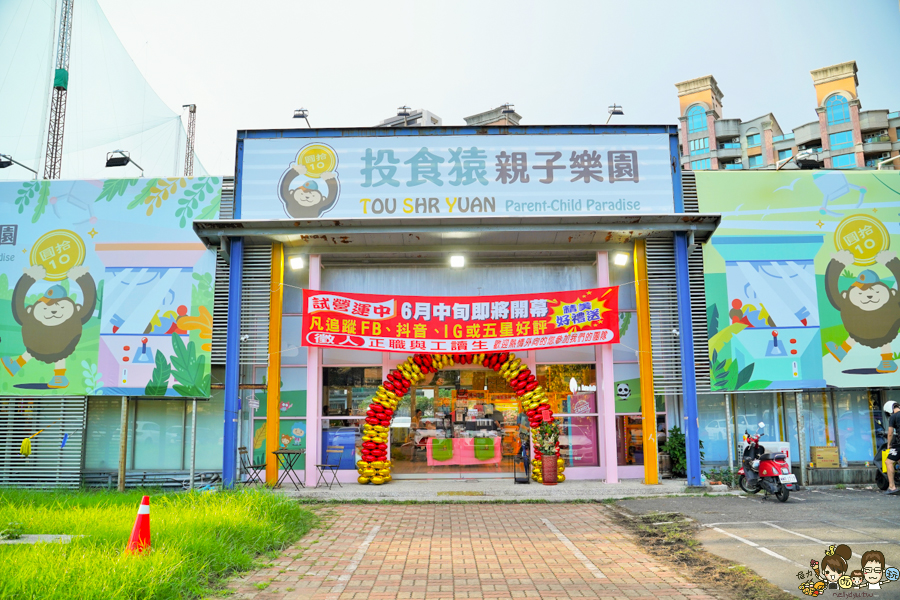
[450,255,465,268]
[289,256,305,270]
[614,253,629,266]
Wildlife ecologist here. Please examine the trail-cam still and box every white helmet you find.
[885,401,899,414]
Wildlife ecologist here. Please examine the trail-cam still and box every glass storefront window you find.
[280,316,307,366]
[800,391,836,450]
[255,367,307,418]
[833,389,878,463]
[616,414,667,466]
[698,393,728,462]
[132,400,186,470]
[617,415,643,465]
[558,415,599,467]
[84,397,133,470]
[733,392,782,442]
[183,386,225,470]
[323,367,382,417]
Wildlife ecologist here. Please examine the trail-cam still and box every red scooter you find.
[738,422,795,502]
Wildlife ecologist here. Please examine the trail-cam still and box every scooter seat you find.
[759,453,786,461]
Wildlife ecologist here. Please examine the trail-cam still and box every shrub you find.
[661,426,704,477]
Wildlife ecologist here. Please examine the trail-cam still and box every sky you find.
[90,0,900,176]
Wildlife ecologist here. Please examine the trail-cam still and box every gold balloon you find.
[371,476,385,485]
[372,461,385,469]
[362,469,376,477]
[557,473,566,483]
[357,476,370,484]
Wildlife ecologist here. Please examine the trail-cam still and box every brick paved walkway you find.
[224,504,727,600]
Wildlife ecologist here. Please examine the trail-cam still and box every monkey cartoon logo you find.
[1,264,96,389]
[825,249,900,374]
[277,144,340,218]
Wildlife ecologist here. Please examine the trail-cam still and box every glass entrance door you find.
[389,369,519,478]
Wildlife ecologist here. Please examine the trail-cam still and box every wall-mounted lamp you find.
[289,256,305,270]
[450,255,465,268]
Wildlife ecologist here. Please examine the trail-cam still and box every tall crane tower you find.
[43,0,75,180]
[183,104,196,176]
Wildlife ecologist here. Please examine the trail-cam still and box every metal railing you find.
[773,133,796,142]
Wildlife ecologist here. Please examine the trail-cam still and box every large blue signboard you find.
[237,132,675,220]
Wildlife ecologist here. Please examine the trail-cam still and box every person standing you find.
[886,401,900,495]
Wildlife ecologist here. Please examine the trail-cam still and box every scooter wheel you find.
[875,470,889,491]
[775,486,790,502]
[738,474,760,494]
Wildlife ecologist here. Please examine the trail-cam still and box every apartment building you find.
[676,61,900,171]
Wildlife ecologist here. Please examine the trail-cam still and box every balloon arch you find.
[356,351,564,484]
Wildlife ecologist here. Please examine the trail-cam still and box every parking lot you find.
[621,487,900,598]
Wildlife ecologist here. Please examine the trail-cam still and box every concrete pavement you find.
[278,477,729,502]
[620,487,900,598]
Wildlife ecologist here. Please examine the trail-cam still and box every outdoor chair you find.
[239,446,265,486]
[315,446,344,489]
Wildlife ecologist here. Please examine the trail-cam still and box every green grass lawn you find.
[0,488,317,599]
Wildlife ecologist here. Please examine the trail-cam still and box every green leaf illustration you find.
[128,178,160,210]
[144,350,171,396]
[735,363,755,390]
[96,179,138,203]
[169,333,207,397]
[31,182,51,223]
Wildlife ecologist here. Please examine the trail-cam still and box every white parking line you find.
[542,518,606,579]
[762,522,894,568]
[708,526,804,567]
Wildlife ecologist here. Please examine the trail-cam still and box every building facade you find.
[677,61,900,172]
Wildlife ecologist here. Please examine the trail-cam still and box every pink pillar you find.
[816,108,833,169]
[305,255,323,487]
[849,102,865,167]
[596,252,618,483]
[706,113,719,170]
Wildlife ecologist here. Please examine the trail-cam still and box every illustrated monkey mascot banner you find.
[2,264,96,389]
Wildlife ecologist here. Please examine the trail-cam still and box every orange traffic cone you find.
[125,495,151,554]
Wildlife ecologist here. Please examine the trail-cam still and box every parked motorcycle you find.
[737,421,795,502]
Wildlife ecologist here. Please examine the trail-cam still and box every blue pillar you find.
[674,232,702,486]
[222,237,243,488]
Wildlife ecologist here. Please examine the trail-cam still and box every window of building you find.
[689,137,709,155]
[537,364,600,467]
[687,105,707,133]
[746,133,761,148]
[748,155,763,168]
[829,131,853,151]
[252,366,309,469]
[832,153,856,169]
[826,94,850,125]
[778,149,793,161]
[690,158,710,171]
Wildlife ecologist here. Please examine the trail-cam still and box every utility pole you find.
[43,0,75,180]
[183,104,196,177]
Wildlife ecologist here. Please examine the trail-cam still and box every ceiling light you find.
[289,256,304,270]
[450,255,465,268]
[613,253,629,266]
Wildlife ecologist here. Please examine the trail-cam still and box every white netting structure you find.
[0,0,206,181]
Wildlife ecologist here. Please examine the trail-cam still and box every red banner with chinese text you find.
[300,288,619,354]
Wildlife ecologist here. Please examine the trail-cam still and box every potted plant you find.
[533,420,561,485]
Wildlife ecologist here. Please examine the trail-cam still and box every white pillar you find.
[305,255,323,487]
